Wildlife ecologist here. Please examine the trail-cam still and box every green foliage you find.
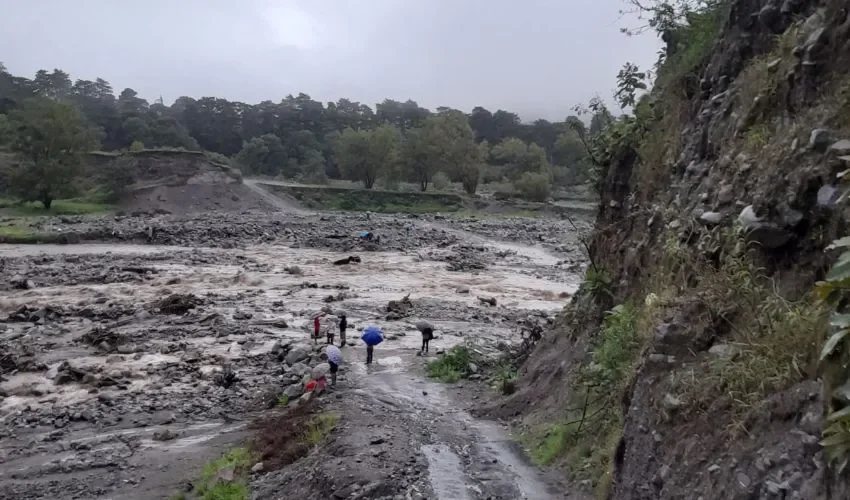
[583,266,613,301]
[129,140,144,152]
[431,171,451,191]
[426,345,477,383]
[493,361,519,395]
[591,303,641,386]
[335,125,399,189]
[490,138,551,181]
[302,412,339,446]
[744,123,770,151]
[277,394,289,407]
[513,171,551,202]
[817,182,850,472]
[7,98,97,209]
[615,62,648,109]
[195,447,255,500]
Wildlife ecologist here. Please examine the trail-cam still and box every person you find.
[416,320,435,354]
[326,316,335,345]
[338,313,348,347]
[361,325,383,365]
[366,344,374,365]
[313,312,326,344]
[326,345,342,386]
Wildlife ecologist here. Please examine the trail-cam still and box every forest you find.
[0,63,611,206]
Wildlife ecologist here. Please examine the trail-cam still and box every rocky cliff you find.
[485,1,850,498]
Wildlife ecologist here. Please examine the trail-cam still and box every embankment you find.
[485,1,850,499]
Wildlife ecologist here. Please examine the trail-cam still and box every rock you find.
[757,4,781,32]
[285,266,303,275]
[311,363,330,380]
[708,344,741,360]
[232,310,253,320]
[737,472,752,489]
[10,276,35,290]
[737,205,794,249]
[468,362,478,374]
[456,287,470,294]
[370,437,385,445]
[213,467,235,485]
[829,139,850,156]
[699,211,723,225]
[289,362,311,377]
[818,185,839,208]
[251,462,264,473]
[152,429,178,441]
[283,382,304,399]
[809,129,831,151]
[285,346,311,365]
[708,464,720,473]
[662,393,683,411]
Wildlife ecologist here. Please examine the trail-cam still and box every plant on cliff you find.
[7,98,96,209]
[816,169,850,472]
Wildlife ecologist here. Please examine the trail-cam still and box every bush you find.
[129,140,145,152]
[513,171,551,202]
[432,171,450,191]
[426,345,477,382]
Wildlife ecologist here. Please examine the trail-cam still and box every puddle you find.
[422,444,472,500]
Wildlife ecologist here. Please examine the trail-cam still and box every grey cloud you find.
[0,0,660,120]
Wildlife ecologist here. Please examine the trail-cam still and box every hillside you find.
[483,1,850,498]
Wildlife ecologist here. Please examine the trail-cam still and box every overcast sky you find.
[0,0,660,121]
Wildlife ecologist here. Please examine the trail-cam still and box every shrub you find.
[513,171,551,202]
[129,140,145,152]
[432,171,451,191]
[426,345,477,382]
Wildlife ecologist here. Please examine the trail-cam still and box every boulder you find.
[285,345,311,365]
[283,382,304,399]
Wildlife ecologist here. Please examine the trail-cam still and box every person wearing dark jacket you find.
[338,313,348,347]
[416,320,435,354]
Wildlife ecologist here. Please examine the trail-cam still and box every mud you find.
[0,206,587,499]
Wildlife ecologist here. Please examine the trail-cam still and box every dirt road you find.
[0,211,584,499]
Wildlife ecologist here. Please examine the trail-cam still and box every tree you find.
[8,99,96,209]
[335,125,399,189]
[236,134,287,176]
[490,138,551,180]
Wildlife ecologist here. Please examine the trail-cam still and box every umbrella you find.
[361,325,384,346]
[326,345,342,365]
[415,320,434,332]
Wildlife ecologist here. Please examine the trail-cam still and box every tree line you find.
[0,63,613,204]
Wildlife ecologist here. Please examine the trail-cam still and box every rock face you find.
[485,0,850,499]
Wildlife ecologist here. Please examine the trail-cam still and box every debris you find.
[386,294,414,320]
[333,255,362,265]
[151,293,204,315]
[213,364,238,388]
[477,296,497,307]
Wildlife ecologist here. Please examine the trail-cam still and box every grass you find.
[263,183,465,213]
[276,394,289,407]
[426,345,477,383]
[669,247,827,429]
[0,225,69,243]
[0,197,114,216]
[195,447,255,500]
[493,361,519,395]
[302,412,339,446]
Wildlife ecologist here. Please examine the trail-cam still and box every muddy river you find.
[0,217,582,499]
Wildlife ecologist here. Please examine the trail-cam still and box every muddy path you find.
[0,212,584,499]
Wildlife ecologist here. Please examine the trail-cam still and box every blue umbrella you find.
[361,326,384,346]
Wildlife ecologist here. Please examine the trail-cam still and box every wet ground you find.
[0,204,586,499]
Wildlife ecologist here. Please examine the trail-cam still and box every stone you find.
[829,139,850,156]
[662,393,683,411]
[456,287,470,294]
[251,462,264,473]
[283,383,304,399]
[708,344,741,360]
[817,185,839,208]
[708,464,720,473]
[699,211,723,225]
[468,362,478,374]
[738,205,794,249]
[737,472,752,489]
[809,129,831,151]
[289,362,311,377]
[370,437,385,445]
[232,310,253,320]
[285,346,311,365]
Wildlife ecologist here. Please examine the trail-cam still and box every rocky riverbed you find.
[0,209,587,499]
